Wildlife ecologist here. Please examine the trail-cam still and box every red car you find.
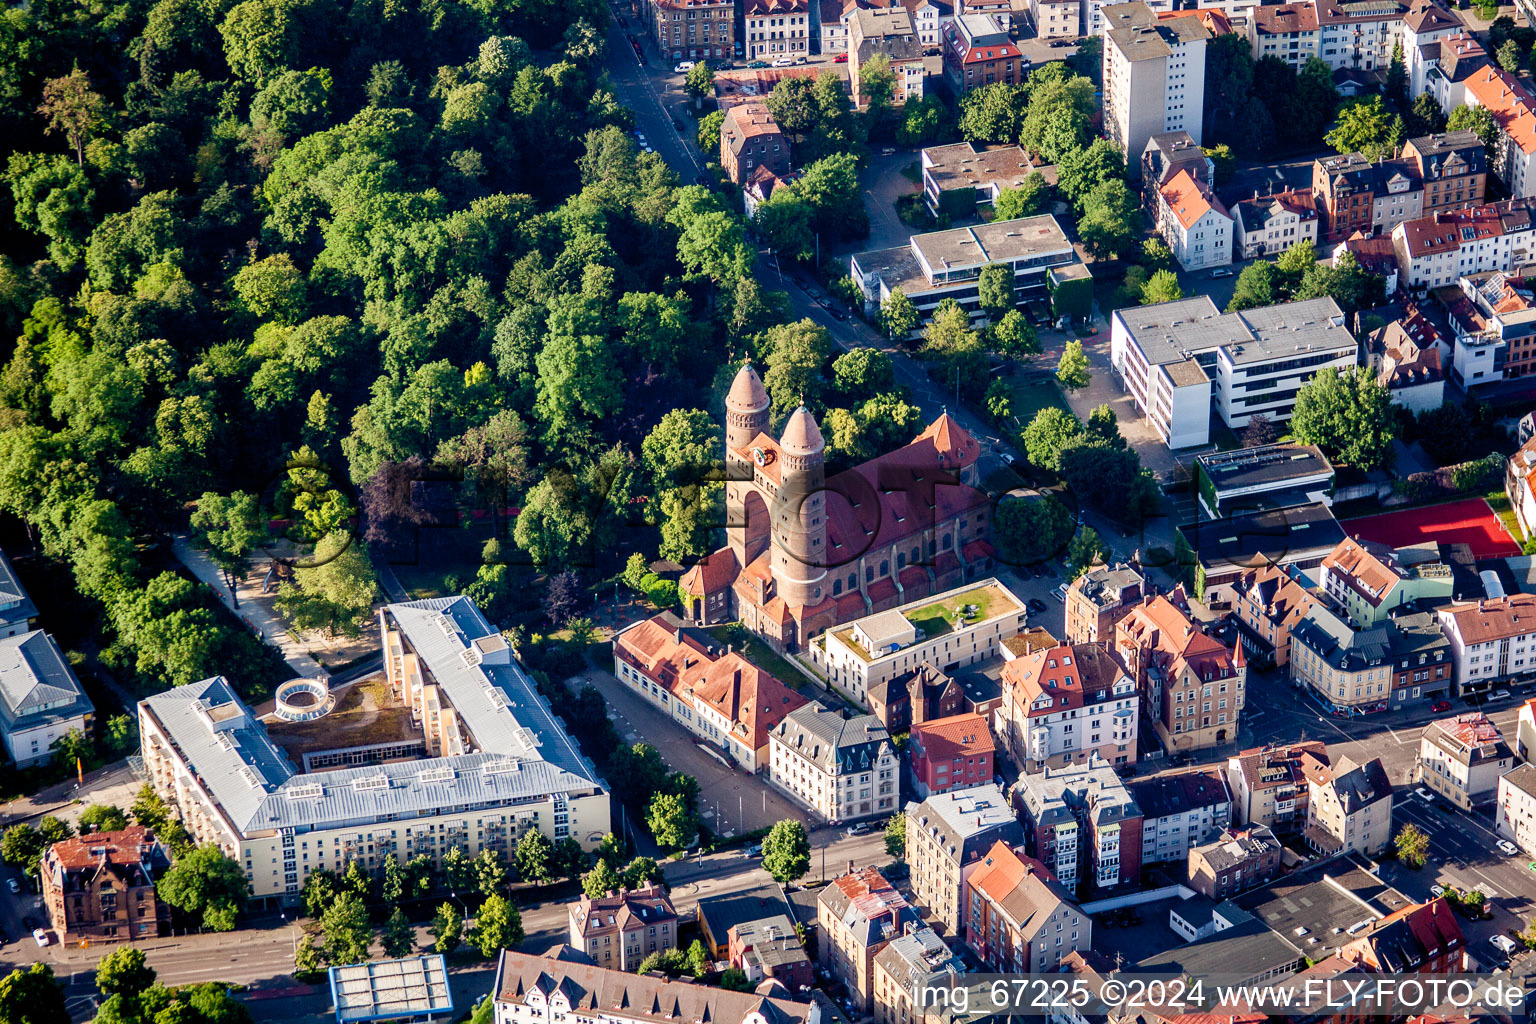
[1432,699,1452,712]
[833,53,848,62]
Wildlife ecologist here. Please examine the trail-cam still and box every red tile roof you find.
[47,827,162,871]
[1001,642,1132,719]
[1465,65,1536,155]
[1160,169,1230,231]
[910,712,994,762]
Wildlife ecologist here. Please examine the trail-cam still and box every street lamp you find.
[280,910,297,955]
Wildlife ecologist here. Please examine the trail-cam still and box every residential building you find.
[818,868,919,1013]
[1417,712,1513,808]
[1231,564,1321,669]
[1315,0,1409,72]
[612,614,809,773]
[868,663,964,733]
[1510,435,1536,544]
[1246,3,1319,67]
[1226,741,1328,830]
[851,215,1084,326]
[1402,1,1466,97]
[568,887,679,971]
[1300,755,1393,856]
[490,950,817,1024]
[0,630,94,768]
[1463,65,1536,199]
[1177,503,1347,604]
[1103,3,1210,174]
[871,926,966,1024]
[645,0,736,61]
[965,840,1091,972]
[1110,296,1357,449]
[812,579,1026,706]
[1064,564,1144,645]
[1290,603,1394,713]
[905,785,1024,934]
[1365,309,1448,412]
[1446,271,1536,389]
[1194,443,1334,519]
[920,143,1036,218]
[848,8,929,105]
[1232,190,1320,259]
[1494,761,1536,855]
[959,0,1012,32]
[1141,131,1215,217]
[1031,0,1079,36]
[996,642,1138,772]
[1156,168,1233,270]
[720,103,789,187]
[1127,769,1232,865]
[1318,537,1454,628]
[697,883,795,957]
[1423,31,1487,113]
[1383,611,1455,704]
[1336,232,1402,294]
[1390,201,1536,290]
[1520,696,1536,762]
[941,14,1024,96]
[1187,825,1282,900]
[0,550,37,639]
[768,704,899,821]
[745,0,811,60]
[910,713,995,799]
[40,827,169,946]
[140,596,609,907]
[1014,757,1143,896]
[1437,594,1536,694]
[1402,131,1487,217]
[730,915,813,991]
[1340,898,1466,973]
[679,370,995,652]
[1115,591,1246,752]
[743,166,799,220]
[902,0,953,49]
[1313,152,1423,243]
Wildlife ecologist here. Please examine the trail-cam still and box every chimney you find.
[675,627,684,643]
[848,859,856,875]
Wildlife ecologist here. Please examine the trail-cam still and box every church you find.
[679,364,997,653]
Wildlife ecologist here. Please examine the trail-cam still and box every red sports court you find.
[1340,497,1521,559]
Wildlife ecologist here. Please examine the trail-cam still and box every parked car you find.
[4,879,17,894]
[1052,584,1069,602]
[1001,452,1018,467]
[747,60,768,68]
[1431,884,1446,897]
[834,53,848,62]
[770,56,795,66]
[744,844,762,858]
[1414,787,1434,803]
[674,61,696,72]
[1210,268,1233,278]
[1493,934,1518,955]
[1049,39,1071,46]
[1432,699,1452,712]
[1028,598,1048,614]
[847,822,873,836]
[31,928,47,948]
[1499,839,1520,856]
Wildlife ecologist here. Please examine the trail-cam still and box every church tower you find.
[773,407,829,613]
[724,364,771,567]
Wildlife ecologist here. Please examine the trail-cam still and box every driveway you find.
[844,149,924,258]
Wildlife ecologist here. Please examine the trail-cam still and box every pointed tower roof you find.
[916,411,980,469]
[780,406,825,456]
[1234,642,1247,669]
[726,363,770,412]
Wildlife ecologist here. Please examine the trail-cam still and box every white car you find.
[1052,584,1069,602]
[770,57,795,66]
[1210,268,1233,278]
[1430,884,1445,898]
[1498,839,1520,856]
[1414,787,1433,803]
[633,131,647,144]
[31,928,47,947]
[1492,934,1518,955]
[674,61,695,73]
[1493,689,1513,701]
[4,879,17,894]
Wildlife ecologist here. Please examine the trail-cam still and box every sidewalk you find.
[0,762,140,829]
[170,537,329,681]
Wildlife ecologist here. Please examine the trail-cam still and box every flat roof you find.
[911,216,1073,275]
[1233,858,1413,961]
[1178,502,1347,572]
[1198,443,1334,493]
[1118,297,1354,369]
[922,142,1036,194]
[330,955,452,1022]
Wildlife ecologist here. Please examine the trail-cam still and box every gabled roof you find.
[1404,0,1460,31]
[1002,642,1133,718]
[0,630,93,729]
[0,550,37,630]
[1160,169,1231,231]
[771,704,892,774]
[910,712,994,763]
[1464,66,1536,154]
[1252,2,1318,32]
[967,840,1079,939]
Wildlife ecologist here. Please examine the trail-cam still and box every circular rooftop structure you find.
[273,677,335,722]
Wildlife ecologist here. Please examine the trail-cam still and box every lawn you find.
[1009,374,1071,428]
[706,625,805,686]
[389,521,496,599]
[902,583,1017,640]
[1487,491,1524,544]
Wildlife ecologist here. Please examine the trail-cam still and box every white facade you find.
[1103,4,1209,171]
[746,0,811,58]
[1437,596,1536,693]
[1235,196,1320,259]
[907,0,949,46]
[1391,207,1536,290]
[1032,0,1080,36]
[1158,187,1233,271]
[1139,791,1232,864]
[1316,5,1405,72]
[1495,764,1536,855]
[768,707,899,822]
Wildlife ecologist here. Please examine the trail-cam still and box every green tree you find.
[1065,526,1108,580]
[430,903,462,954]
[859,54,896,110]
[1395,822,1430,868]
[985,379,1013,424]
[1021,407,1086,472]
[275,532,378,638]
[958,82,1028,143]
[991,310,1040,359]
[301,867,338,919]
[1056,340,1090,392]
[1140,238,1174,272]
[756,190,815,262]
[684,63,715,100]
[1140,269,1183,305]
[1228,260,1278,311]
[993,494,1075,565]
[0,964,68,1024]
[515,828,555,884]
[1325,96,1397,160]
[1386,40,1409,110]
[472,893,524,956]
[1291,56,1341,144]
[622,856,664,890]
[1447,104,1500,151]
[38,67,108,165]
[1410,92,1447,136]
[321,892,372,965]
[761,820,810,884]
[977,262,1015,321]
[1056,139,1125,210]
[189,491,265,605]
[1500,38,1524,71]
[761,319,830,416]
[156,844,248,931]
[582,857,623,898]
[95,947,155,1000]
[294,937,323,980]
[382,907,415,958]
[1289,366,1396,470]
[232,254,308,325]
[1078,179,1140,259]
[475,848,508,898]
[1201,144,1236,186]
[648,792,695,848]
[922,298,977,356]
[79,805,129,833]
[884,813,906,860]
[992,174,1051,220]
[881,289,920,342]
[697,110,724,154]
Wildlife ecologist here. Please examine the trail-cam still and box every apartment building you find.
[1014,758,1143,896]
[1495,761,1536,855]
[812,580,1027,705]
[1366,311,1448,412]
[1422,30,1487,113]
[1417,712,1514,808]
[0,629,95,768]
[746,0,811,59]
[1226,741,1328,830]
[645,0,736,61]
[1104,3,1209,176]
[730,914,813,991]
[1065,564,1144,645]
[1402,1,1467,96]
[966,841,1091,972]
[905,785,1024,934]
[868,664,964,733]
[1315,0,1409,72]
[1031,0,1080,36]
[1313,152,1423,243]
[1232,190,1320,259]
[768,704,899,822]
[1403,131,1487,217]
[851,215,1084,326]
[871,925,965,1024]
[1300,755,1393,856]
[920,143,1036,218]
[909,713,995,799]
[41,827,169,946]
[719,103,790,187]
[1340,899,1466,973]
[1391,201,1536,289]
[1109,296,1358,449]
[1437,594,1536,694]
[1232,564,1321,669]
[139,596,609,907]
[819,868,920,1013]
[1116,591,1246,752]
[1290,604,1395,713]
[903,0,953,49]
[848,7,929,104]
[1463,66,1536,199]
[1127,769,1233,865]
[1509,435,1536,543]
[996,642,1138,772]
[1318,537,1454,628]
[959,0,1012,31]
[1141,131,1215,217]
[1187,825,1282,900]
[1383,610,1455,704]
[1446,271,1536,389]
[1156,169,1233,270]
[1247,3,1319,66]
[568,887,679,971]
[942,14,1025,95]
[0,550,37,639]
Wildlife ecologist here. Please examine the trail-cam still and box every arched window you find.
[833,579,843,596]
[880,560,889,577]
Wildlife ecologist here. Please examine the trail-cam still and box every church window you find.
[898,553,907,569]
[848,572,857,590]
[880,560,889,576]
[834,579,843,595]
[866,567,874,582]
[942,535,952,549]
[911,546,919,562]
